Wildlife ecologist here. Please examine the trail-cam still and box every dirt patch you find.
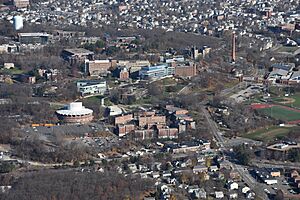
[278,97,295,104]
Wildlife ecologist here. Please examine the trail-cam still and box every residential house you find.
[210,165,219,172]
[193,165,208,174]
[291,170,299,178]
[242,186,251,194]
[215,191,224,199]
[289,71,300,83]
[253,168,278,185]
[229,192,238,199]
[267,69,290,83]
[228,182,239,190]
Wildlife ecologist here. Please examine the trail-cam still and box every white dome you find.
[56,102,93,116]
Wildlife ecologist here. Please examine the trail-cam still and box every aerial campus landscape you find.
[0,0,300,199]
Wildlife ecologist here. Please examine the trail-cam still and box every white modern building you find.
[139,64,175,79]
[77,80,107,96]
[56,102,93,123]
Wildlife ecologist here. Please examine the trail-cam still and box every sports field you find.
[244,126,300,142]
[271,93,300,109]
[258,105,300,121]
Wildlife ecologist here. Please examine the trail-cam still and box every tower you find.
[231,32,236,63]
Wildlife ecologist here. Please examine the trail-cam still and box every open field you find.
[258,105,300,121]
[243,126,300,142]
[0,68,25,75]
[271,93,300,109]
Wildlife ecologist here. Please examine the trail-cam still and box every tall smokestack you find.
[231,32,236,63]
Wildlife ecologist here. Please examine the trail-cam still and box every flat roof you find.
[56,102,93,116]
[63,48,94,55]
[18,32,50,37]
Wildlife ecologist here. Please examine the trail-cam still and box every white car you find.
[264,189,270,194]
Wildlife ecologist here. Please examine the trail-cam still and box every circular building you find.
[56,102,93,123]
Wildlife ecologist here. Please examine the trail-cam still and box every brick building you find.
[116,124,135,137]
[165,105,189,115]
[175,63,197,78]
[114,114,133,125]
[138,114,166,128]
[61,48,94,65]
[133,129,155,140]
[119,67,129,80]
[13,0,29,8]
[157,127,178,139]
[85,60,112,76]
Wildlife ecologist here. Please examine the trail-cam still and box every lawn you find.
[157,77,177,85]
[258,106,300,121]
[223,79,239,89]
[271,93,300,109]
[243,126,300,142]
[292,93,300,108]
[0,68,25,75]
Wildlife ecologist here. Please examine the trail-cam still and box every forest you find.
[0,169,154,200]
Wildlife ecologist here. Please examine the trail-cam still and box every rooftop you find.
[63,48,94,55]
[18,32,50,37]
[56,102,93,116]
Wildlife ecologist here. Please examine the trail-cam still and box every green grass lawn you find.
[270,93,300,109]
[0,68,25,75]
[243,126,300,142]
[292,93,300,108]
[223,79,239,89]
[157,77,177,85]
[258,106,300,121]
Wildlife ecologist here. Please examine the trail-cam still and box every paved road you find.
[252,159,300,169]
[177,82,192,95]
[201,107,225,147]
[220,82,245,97]
[201,105,269,199]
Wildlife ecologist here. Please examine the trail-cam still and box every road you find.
[177,82,192,95]
[252,159,300,169]
[201,105,269,199]
[201,107,225,147]
[220,82,245,97]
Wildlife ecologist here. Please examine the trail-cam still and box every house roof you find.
[290,71,300,80]
[271,63,295,71]
[269,69,289,77]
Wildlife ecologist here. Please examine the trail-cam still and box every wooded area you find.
[0,170,154,200]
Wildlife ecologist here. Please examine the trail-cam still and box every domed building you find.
[56,102,93,123]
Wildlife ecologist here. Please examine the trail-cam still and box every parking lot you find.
[230,84,265,103]
[72,136,119,151]
[22,123,110,137]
